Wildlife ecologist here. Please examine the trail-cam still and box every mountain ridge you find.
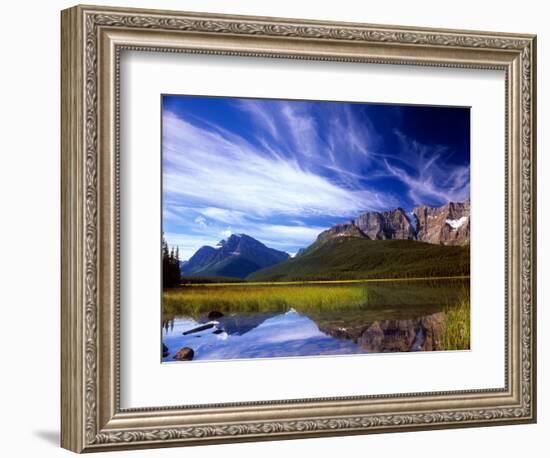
[180,233,290,279]
[179,200,470,281]
[302,200,470,256]
[248,237,469,282]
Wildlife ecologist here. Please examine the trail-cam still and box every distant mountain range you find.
[180,200,470,281]
[180,233,289,279]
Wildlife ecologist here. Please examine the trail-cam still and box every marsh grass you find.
[163,285,369,317]
[163,280,468,318]
[441,289,471,350]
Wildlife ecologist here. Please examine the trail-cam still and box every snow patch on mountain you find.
[445,216,468,230]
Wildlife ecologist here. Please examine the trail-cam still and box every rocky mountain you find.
[249,200,470,282]
[181,234,290,279]
[413,200,470,246]
[312,200,470,249]
[353,207,416,241]
[316,223,366,244]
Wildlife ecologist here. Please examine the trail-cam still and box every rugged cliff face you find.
[353,208,416,240]
[413,200,470,246]
[314,200,470,247]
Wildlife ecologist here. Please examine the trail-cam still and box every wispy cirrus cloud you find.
[194,215,207,229]
[235,99,279,141]
[235,99,376,174]
[198,207,248,225]
[383,130,470,205]
[163,111,396,219]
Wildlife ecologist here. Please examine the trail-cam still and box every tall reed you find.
[441,289,471,350]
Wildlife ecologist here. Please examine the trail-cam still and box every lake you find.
[161,279,469,362]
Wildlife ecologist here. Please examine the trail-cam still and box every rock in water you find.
[208,310,224,320]
[162,343,169,358]
[173,347,194,361]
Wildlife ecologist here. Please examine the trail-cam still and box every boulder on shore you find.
[173,347,194,361]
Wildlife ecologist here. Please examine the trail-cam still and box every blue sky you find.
[162,95,470,260]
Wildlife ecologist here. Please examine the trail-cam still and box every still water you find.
[161,280,467,362]
[162,309,367,361]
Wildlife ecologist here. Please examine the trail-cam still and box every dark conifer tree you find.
[162,235,181,288]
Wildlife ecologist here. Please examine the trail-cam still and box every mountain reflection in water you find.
[162,308,446,362]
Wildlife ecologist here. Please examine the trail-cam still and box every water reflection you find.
[317,312,445,353]
[162,308,447,362]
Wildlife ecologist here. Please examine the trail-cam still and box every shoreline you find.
[174,275,470,288]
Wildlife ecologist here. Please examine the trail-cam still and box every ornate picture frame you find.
[61,4,536,453]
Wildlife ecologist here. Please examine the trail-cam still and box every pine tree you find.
[161,235,180,288]
[173,247,181,286]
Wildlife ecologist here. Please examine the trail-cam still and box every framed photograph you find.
[61,4,537,453]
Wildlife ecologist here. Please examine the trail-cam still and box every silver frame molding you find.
[61,4,537,453]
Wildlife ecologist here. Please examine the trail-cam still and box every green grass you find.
[163,279,468,317]
[441,289,471,350]
[247,238,470,282]
[163,284,370,317]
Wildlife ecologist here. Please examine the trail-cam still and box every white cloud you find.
[254,224,324,245]
[383,131,470,206]
[236,99,279,141]
[163,111,395,219]
[279,102,319,158]
[220,227,232,239]
[194,215,207,228]
[199,207,247,225]
[162,207,181,222]
[163,232,220,261]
